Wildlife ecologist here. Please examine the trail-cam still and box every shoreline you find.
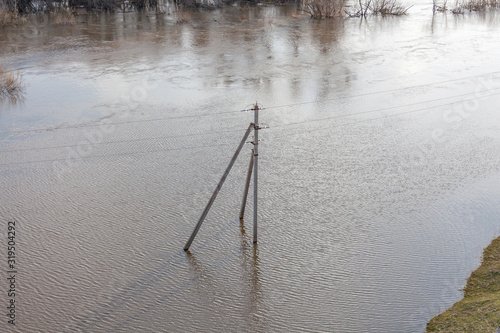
[427,236,500,332]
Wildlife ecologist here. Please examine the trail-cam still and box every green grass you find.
[427,236,500,332]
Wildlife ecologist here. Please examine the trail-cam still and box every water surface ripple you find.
[1,3,500,332]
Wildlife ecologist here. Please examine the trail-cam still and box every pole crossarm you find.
[183,122,255,251]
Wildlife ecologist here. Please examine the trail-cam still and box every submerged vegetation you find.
[0,64,24,100]
[433,0,500,13]
[0,8,13,27]
[300,0,410,18]
[346,0,410,17]
[0,0,170,16]
[458,0,500,12]
[370,0,410,15]
[299,0,411,18]
[51,8,76,25]
[427,236,500,332]
[0,0,235,15]
[0,7,27,27]
[0,0,499,23]
[302,0,345,18]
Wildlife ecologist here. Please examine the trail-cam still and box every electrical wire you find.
[2,90,498,167]
[0,142,235,167]
[0,109,239,135]
[0,127,245,153]
[273,90,500,130]
[1,69,499,136]
[2,85,499,155]
[1,71,499,166]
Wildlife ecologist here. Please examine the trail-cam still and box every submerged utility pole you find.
[239,149,254,220]
[253,103,259,244]
[183,103,262,251]
[184,123,255,251]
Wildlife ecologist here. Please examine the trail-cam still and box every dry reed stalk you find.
[0,8,16,27]
[175,7,191,23]
[52,9,76,25]
[370,0,410,15]
[0,64,25,99]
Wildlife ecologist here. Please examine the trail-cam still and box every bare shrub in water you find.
[371,0,410,15]
[345,0,371,16]
[461,0,486,10]
[68,0,163,12]
[0,8,14,27]
[451,0,465,12]
[52,9,76,25]
[0,7,28,26]
[0,64,24,99]
[450,0,500,13]
[69,0,117,11]
[347,0,410,16]
[432,0,448,11]
[129,0,164,11]
[465,0,499,10]
[1,0,35,14]
[175,7,191,23]
[302,0,346,18]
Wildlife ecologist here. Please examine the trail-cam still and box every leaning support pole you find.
[239,149,254,220]
[253,104,259,244]
[184,123,255,251]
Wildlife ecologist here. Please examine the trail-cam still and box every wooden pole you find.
[239,149,254,220]
[253,104,259,244]
[184,123,255,251]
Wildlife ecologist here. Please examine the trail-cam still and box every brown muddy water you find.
[1,2,500,332]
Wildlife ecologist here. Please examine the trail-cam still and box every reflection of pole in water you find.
[239,216,263,330]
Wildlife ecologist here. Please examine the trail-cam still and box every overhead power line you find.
[1,88,499,161]
[0,142,235,167]
[1,69,499,136]
[2,90,498,167]
[1,71,499,166]
[273,90,500,129]
[2,86,498,155]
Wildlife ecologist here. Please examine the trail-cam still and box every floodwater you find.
[1,2,500,332]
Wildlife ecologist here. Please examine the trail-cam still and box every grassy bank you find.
[427,236,500,332]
